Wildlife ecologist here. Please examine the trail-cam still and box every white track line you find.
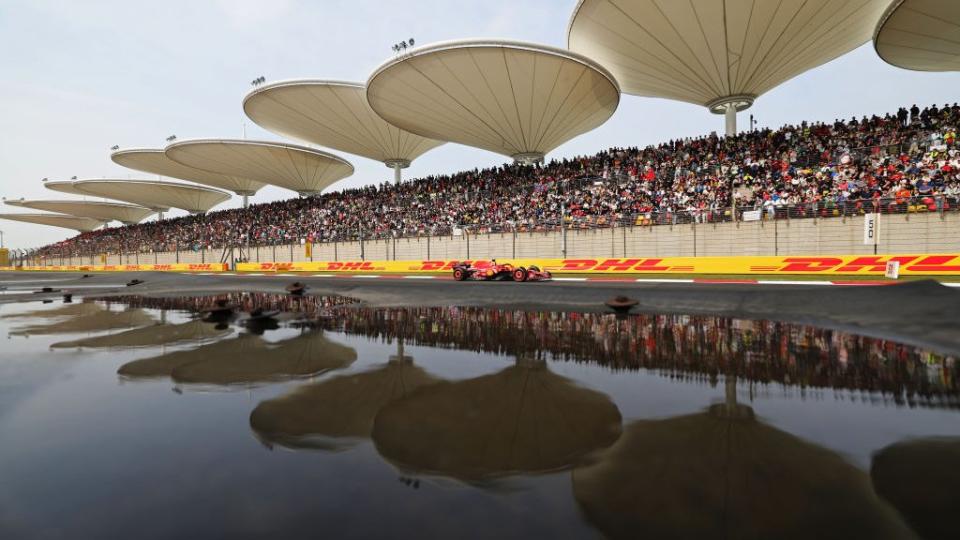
[312,274,334,277]
[634,278,695,283]
[403,275,436,279]
[757,280,832,286]
[353,275,380,279]
[553,277,589,282]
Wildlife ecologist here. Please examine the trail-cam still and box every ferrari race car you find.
[451,260,552,282]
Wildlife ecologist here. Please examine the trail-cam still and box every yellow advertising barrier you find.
[236,254,960,275]
[14,263,229,272]
[10,254,960,275]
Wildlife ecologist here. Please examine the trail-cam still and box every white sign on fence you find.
[885,261,900,279]
[452,228,463,236]
[741,209,761,222]
[863,213,879,245]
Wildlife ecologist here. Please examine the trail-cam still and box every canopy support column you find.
[724,103,737,137]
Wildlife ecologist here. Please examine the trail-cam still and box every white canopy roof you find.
[165,139,354,196]
[367,39,620,163]
[50,179,230,213]
[111,148,265,196]
[4,199,154,224]
[244,80,444,168]
[568,0,889,111]
[0,212,105,232]
[874,0,960,71]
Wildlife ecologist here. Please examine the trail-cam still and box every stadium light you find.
[251,76,266,87]
[408,38,414,46]
[166,135,177,143]
[110,145,119,151]
[70,176,77,180]
[41,178,48,182]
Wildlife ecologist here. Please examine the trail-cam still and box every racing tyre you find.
[513,267,528,282]
[453,268,466,281]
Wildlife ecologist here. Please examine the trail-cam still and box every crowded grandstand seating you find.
[37,103,960,257]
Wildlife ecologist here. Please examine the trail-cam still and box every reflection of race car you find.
[451,261,552,282]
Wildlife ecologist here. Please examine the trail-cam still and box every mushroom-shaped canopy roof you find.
[58,179,230,213]
[42,181,89,197]
[874,0,960,71]
[0,212,105,233]
[111,148,266,196]
[244,80,445,167]
[567,0,889,111]
[5,199,154,224]
[165,139,354,196]
[367,39,620,163]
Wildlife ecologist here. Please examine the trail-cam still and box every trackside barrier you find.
[13,263,229,272]
[236,254,960,276]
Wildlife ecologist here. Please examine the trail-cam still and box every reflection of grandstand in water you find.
[330,307,959,409]
[371,354,622,483]
[250,336,441,451]
[117,330,356,387]
[571,377,914,540]
[88,295,960,407]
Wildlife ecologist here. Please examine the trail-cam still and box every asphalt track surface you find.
[2,271,959,356]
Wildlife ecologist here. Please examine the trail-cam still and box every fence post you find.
[176,241,180,264]
[426,235,430,260]
[938,194,945,219]
[201,249,205,264]
[289,243,294,261]
[512,226,517,259]
[465,228,470,259]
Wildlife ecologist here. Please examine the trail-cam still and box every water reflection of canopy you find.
[571,381,914,540]
[0,302,102,320]
[250,356,440,451]
[11,308,155,336]
[871,437,960,540]
[51,320,231,349]
[372,358,622,482]
[117,330,356,385]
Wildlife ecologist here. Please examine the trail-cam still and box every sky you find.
[2,0,959,250]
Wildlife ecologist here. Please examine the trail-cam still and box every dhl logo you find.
[320,261,386,271]
[773,255,960,273]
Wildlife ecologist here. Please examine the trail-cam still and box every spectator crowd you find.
[35,103,960,258]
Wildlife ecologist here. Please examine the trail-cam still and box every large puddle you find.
[0,294,957,539]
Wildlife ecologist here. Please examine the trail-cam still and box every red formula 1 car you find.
[451,260,552,282]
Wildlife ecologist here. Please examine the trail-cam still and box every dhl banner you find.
[237,254,960,275]
[11,263,229,272]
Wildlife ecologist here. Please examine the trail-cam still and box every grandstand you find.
[17,102,959,264]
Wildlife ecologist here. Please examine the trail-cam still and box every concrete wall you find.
[37,212,960,267]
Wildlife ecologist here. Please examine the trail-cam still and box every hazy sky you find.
[2,0,959,250]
